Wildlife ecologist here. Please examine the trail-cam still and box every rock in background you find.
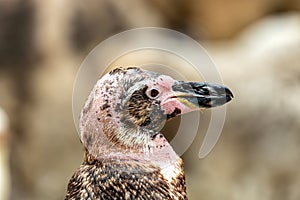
[0,108,10,200]
[186,13,300,200]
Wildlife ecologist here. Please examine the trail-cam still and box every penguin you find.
[65,67,233,200]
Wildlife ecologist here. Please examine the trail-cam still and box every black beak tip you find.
[225,87,234,102]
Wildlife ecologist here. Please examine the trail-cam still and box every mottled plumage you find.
[66,67,233,200]
[66,153,186,199]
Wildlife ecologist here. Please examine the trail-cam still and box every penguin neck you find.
[88,119,180,169]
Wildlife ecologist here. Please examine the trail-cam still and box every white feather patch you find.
[160,161,181,184]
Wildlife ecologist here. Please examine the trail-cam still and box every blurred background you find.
[1,0,300,199]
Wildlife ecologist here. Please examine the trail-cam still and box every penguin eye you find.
[147,88,160,99]
[151,89,159,97]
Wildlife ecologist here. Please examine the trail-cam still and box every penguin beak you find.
[171,81,233,109]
